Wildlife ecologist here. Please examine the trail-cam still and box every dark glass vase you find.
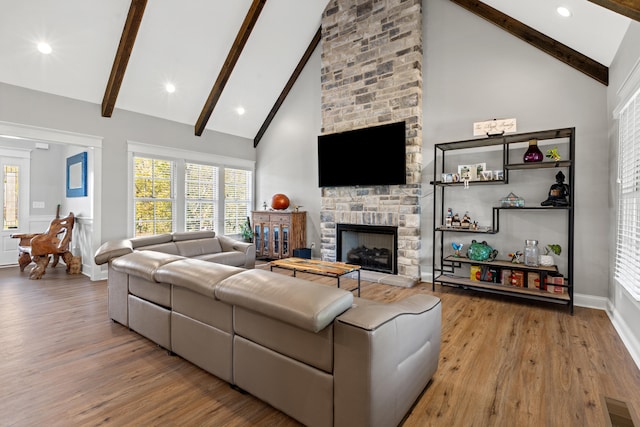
[523,139,543,162]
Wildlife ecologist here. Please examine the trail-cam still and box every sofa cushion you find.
[130,233,173,249]
[175,238,223,258]
[215,269,354,333]
[172,230,216,241]
[129,275,171,307]
[171,285,233,332]
[140,242,180,255]
[154,258,244,298]
[234,306,334,373]
[94,239,133,265]
[111,251,184,282]
[195,251,246,267]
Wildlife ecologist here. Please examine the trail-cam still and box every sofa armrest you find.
[336,294,440,330]
[334,294,442,427]
[217,235,256,269]
[94,239,134,265]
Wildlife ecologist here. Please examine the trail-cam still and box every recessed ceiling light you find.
[236,106,245,116]
[165,83,176,93]
[37,42,52,54]
[557,6,572,17]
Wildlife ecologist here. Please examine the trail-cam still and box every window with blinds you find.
[3,165,19,230]
[134,157,175,236]
[224,168,252,235]
[615,86,640,301]
[185,163,218,232]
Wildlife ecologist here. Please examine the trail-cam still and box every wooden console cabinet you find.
[251,211,306,259]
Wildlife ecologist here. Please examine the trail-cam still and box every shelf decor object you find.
[500,192,525,207]
[271,193,290,210]
[473,118,517,136]
[432,127,575,313]
[523,139,544,162]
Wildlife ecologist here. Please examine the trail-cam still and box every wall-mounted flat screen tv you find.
[317,121,406,187]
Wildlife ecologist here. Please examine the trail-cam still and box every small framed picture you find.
[480,170,493,181]
[458,164,477,181]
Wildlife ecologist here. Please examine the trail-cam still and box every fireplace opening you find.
[336,224,398,275]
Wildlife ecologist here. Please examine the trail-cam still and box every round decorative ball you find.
[271,194,290,210]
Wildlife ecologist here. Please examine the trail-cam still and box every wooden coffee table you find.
[269,257,361,296]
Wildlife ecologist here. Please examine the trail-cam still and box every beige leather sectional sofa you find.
[94,232,441,427]
[93,230,255,269]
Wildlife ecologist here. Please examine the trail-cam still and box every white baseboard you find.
[574,293,608,310]
[607,302,640,371]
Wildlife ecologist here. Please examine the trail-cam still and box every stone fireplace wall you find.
[320,0,423,280]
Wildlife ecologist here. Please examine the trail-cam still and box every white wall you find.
[606,20,640,368]
[0,138,64,216]
[255,48,323,257]
[0,82,255,244]
[422,0,610,300]
[257,0,611,300]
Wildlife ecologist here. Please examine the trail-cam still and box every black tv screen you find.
[318,121,406,187]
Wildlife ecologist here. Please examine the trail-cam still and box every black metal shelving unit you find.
[431,127,575,313]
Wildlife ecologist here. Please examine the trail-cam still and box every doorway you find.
[0,151,30,265]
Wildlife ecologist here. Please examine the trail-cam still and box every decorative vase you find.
[523,139,543,162]
[271,194,290,210]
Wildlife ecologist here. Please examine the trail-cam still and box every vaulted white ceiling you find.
[0,0,632,141]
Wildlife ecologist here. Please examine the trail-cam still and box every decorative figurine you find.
[461,212,471,229]
[452,242,463,257]
[467,240,498,262]
[541,171,570,207]
[462,172,471,189]
[262,201,268,210]
[446,208,453,228]
[451,213,461,228]
[509,251,523,264]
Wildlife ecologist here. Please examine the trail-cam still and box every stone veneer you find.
[320,0,423,281]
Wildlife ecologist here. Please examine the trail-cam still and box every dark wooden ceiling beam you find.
[254,27,321,147]
[195,0,267,136]
[588,0,640,22]
[102,0,147,117]
[449,0,609,86]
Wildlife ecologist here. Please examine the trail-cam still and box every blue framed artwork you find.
[66,152,87,197]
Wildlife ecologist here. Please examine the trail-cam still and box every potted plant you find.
[540,244,561,266]
[239,217,254,243]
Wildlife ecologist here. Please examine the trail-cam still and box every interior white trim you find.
[608,301,640,371]
[574,293,608,310]
[613,56,640,118]
[0,121,103,148]
[0,148,31,158]
[127,140,255,169]
[0,120,103,281]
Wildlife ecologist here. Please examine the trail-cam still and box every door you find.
[0,155,30,265]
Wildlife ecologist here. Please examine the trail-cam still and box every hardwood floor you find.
[1,264,639,426]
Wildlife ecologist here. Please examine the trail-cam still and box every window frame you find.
[614,85,640,301]
[132,156,176,237]
[127,142,255,237]
[613,61,640,302]
[185,162,219,232]
[223,167,253,235]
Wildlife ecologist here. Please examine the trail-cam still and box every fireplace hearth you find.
[336,224,397,275]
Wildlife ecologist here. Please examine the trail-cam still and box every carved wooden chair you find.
[11,212,75,279]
